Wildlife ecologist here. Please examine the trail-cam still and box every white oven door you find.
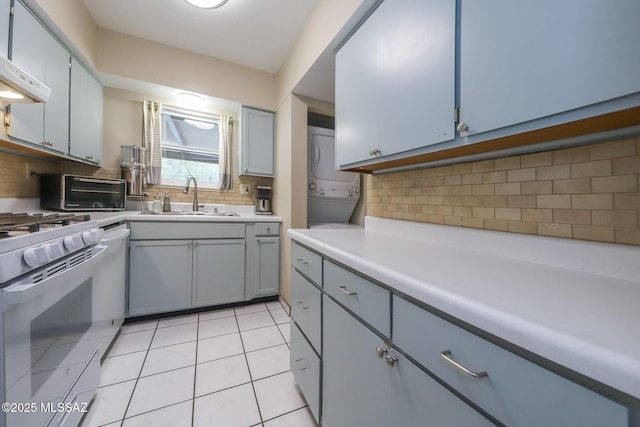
[2,245,106,427]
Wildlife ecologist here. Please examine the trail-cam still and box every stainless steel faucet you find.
[183,177,199,211]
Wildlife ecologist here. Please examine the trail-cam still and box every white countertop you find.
[288,216,640,400]
[0,199,281,228]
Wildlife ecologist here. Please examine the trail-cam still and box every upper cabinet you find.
[3,1,103,166]
[459,0,640,137]
[8,1,70,155]
[239,106,275,177]
[70,58,103,164]
[335,0,640,173]
[1,0,9,57]
[335,0,455,168]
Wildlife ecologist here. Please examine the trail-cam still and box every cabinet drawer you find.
[129,222,245,240]
[291,269,321,353]
[324,261,390,338]
[255,222,279,236]
[393,296,628,427]
[291,242,322,285]
[291,323,321,424]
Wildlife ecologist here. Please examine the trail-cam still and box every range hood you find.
[0,56,51,107]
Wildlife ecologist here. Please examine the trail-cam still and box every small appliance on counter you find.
[255,185,273,215]
[40,174,127,211]
[120,145,147,196]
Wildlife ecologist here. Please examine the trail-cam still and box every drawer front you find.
[291,242,322,285]
[255,222,279,236]
[130,222,245,240]
[393,296,628,427]
[291,269,322,352]
[291,323,321,424]
[324,261,390,338]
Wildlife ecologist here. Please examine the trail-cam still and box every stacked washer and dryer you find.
[307,126,362,229]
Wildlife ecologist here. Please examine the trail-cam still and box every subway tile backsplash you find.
[0,151,257,206]
[367,137,640,245]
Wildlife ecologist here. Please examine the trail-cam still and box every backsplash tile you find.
[367,137,640,246]
[0,150,261,207]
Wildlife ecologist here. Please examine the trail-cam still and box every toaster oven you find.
[40,174,127,211]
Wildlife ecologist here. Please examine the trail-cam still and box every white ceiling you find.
[82,0,319,74]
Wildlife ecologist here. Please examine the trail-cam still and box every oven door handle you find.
[3,245,107,308]
[101,228,130,244]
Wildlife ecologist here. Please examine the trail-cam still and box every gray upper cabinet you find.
[70,57,103,165]
[239,106,275,177]
[8,1,70,154]
[1,0,9,57]
[458,0,640,137]
[335,0,456,168]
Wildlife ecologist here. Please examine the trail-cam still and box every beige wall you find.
[97,30,278,111]
[368,137,640,246]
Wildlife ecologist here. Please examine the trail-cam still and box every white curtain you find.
[143,100,162,185]
[219,115,233,189]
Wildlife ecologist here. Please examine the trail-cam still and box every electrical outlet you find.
[240,184,251,194]
[25,162,31,180]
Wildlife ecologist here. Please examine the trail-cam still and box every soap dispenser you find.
[162,191,171,212]
[152,193,162,213]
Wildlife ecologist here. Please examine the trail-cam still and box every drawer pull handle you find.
[295,358,307,370]
[297,258,309,265]
[375,346,388,359]
[440,350,487,379]
[338,286,357,296]
[297,301,309,310]
[385,354,398,368]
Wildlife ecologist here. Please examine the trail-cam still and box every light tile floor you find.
[80,301,319,427]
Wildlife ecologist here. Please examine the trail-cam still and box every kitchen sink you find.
[141,211,239,216]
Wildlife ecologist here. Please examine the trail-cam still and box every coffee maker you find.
[255,185,273,215]
[120,145,147,196]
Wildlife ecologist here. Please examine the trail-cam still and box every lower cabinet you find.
[128,238,245,316]
[322,296,493,427]
[128,240,193,316]
[253,236,280,297]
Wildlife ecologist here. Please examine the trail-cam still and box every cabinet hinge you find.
[3,114,10,128]
[454,108,460,123]
[9,5,14,16]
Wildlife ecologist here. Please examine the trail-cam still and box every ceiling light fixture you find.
[184,0,229,9]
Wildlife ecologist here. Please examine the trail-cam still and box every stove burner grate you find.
[0,213,91,236]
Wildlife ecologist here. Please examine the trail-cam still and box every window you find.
[160,105,220,188]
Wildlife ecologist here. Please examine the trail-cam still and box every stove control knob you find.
[81,228,105,245]
[309,183,316,191]
[23,246,51,267]
[319,188,325,195]
[43,243,64,259]
[64,234,84,251]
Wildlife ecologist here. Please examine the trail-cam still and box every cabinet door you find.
[254,236,279,297]
[459,0,640,137]
[322,296,492,427]
[192,239,245,307]
[8,1,46,145]
[70,57,103,164]
[128,240,192,316]
[239,106,274,177]
[335,0,455,168]
[1,0,9,57]
[42,33,70,153]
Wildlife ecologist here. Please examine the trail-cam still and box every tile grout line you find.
[235,305,267,425]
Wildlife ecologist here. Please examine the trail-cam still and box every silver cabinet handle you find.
[297,301,308,310]
[338,285,357,296]
[41,140,53,147]
[456,122,469,133]
[296,258,309,265]
[385,354,398,368]
[440,350,487,379]
[369,147,382,156]
[294,358,307,370]
[375,346,387,359]
[85,155,94,160]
